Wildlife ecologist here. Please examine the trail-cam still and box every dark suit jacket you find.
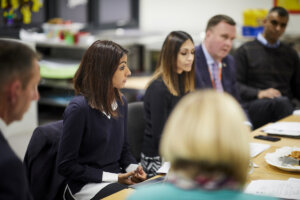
[195,44,240,100]
[195,45,250,121]
[24,120,66,200]
[0,129,32,200]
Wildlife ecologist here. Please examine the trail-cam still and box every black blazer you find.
[0,129,32,200]
[24,120,66,200]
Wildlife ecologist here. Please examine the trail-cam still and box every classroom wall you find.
[139,0,300,36]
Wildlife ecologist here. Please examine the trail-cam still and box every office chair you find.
[24,120,66,200]
[127,101,146,162]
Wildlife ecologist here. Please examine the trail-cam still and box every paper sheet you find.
[249,142,270,158]
[156,162,170,174]
[262,122,300,137]
[245,178,300,199]
[293,109,300,116]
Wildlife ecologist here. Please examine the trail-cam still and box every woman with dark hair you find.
[141,31,195,177]
[57,40,146,200]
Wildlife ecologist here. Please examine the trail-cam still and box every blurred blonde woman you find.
[128,90,278,200]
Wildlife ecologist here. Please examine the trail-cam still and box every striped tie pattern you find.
[212,62,223,92]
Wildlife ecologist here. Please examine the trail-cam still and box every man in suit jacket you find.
[0,39,40,200]
[195,15,250,123]
[195,14,238,98]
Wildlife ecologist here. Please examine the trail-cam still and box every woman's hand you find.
[118,171,136,185]
[130,165,147,183]
[118,166,147,185]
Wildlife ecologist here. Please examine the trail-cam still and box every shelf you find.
[39,78,74,90]
[33,41,151,124]
[36,41,90,49]
[38,86,74,107]
[39,96,73,107]
[38,104,65,125]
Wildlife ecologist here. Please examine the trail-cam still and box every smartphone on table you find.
[254,135,281,142]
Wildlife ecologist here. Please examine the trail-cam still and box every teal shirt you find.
[127,183,278,200]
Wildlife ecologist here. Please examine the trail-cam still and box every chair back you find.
[24,120,66,200]
[127,101,145,162]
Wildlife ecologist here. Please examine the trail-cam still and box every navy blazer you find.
[195,45,251,121]
[195,44,240,101]
[24,120,66,200]
[0,130,32,200]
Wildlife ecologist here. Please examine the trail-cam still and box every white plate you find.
[265,146,300,172]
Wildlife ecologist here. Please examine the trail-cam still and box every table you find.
[103,115,300,200]
[248,115,300,183]
[102,188,134,200]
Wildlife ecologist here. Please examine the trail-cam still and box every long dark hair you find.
[74,40,128,117]
[150,31,195,96]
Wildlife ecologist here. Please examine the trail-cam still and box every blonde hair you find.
[160,90,250,184]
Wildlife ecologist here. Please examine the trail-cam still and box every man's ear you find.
[206,29,212,39]
[8,80,22,105]
[262,17,267,25]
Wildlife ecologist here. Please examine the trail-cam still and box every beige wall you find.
[140,0,300,36]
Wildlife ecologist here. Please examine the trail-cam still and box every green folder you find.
[39,60,79,79]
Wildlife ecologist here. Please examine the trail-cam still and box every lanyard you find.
[208,63,222,89]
